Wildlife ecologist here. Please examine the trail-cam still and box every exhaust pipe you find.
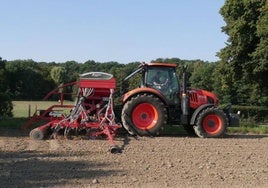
[181,66,190,124]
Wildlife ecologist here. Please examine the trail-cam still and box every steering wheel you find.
[153,78,169,92]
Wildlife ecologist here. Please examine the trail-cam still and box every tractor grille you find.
[189,92,198,103]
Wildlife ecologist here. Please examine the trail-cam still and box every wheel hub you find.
[141,113,147,119]
[207,120,215,127]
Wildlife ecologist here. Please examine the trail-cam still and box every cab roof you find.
[140,62,177,68]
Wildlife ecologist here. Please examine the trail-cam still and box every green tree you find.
[250,1,268,105]
[212,61,235,104]
[5,59,54,100]
[189,62,216,91]
[0,92,13,117]
[50,66,67,85]
[0,57,7,92]
[64,61,80,82]
[0,57,13,117]
[218,0,268,105]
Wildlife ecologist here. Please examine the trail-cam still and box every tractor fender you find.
[122,87,167,105]
[190,104,215,125]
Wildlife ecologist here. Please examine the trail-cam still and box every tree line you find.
[0,57,267,105]
[0,0,267,117]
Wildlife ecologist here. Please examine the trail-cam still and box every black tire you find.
[30,128,45,140]
[121,93,167,136]
[193,107,228,138]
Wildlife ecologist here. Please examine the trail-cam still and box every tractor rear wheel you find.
[121,94,167,136]
[194,107,228,138]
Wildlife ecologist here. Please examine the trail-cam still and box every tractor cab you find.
[143,63,180,105]
[122,62,181,105]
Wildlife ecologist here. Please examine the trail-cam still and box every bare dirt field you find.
[0,128,268,188]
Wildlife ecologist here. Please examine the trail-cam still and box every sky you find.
[0,0,227,64]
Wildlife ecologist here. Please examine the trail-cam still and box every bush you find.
[232,105,268,123]
[0,92,13,118]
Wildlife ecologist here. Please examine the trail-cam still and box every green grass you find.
[228,127,268,134]
[227,120,268,134]
[228,125,268,134]
[12,100,74,117]
[162,125,188,136]
[0,100,74,129]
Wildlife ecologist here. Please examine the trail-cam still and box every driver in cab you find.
[151,71,168,86]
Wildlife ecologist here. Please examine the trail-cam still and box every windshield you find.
[145,67,179,104]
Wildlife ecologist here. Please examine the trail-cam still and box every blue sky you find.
[0,0,226,63]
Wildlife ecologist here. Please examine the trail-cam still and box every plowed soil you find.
[0,128,267,188]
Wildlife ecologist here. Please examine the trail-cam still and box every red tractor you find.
[120,62,239,138]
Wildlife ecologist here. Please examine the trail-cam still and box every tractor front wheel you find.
[194,107,228,138]
[121,94,167,136]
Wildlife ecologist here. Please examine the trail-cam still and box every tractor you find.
[120,62,239,138]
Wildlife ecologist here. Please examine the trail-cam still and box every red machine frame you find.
[28,72,121,153]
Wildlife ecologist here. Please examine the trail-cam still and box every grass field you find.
[12,100,74,117]
[0,101,74,129]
